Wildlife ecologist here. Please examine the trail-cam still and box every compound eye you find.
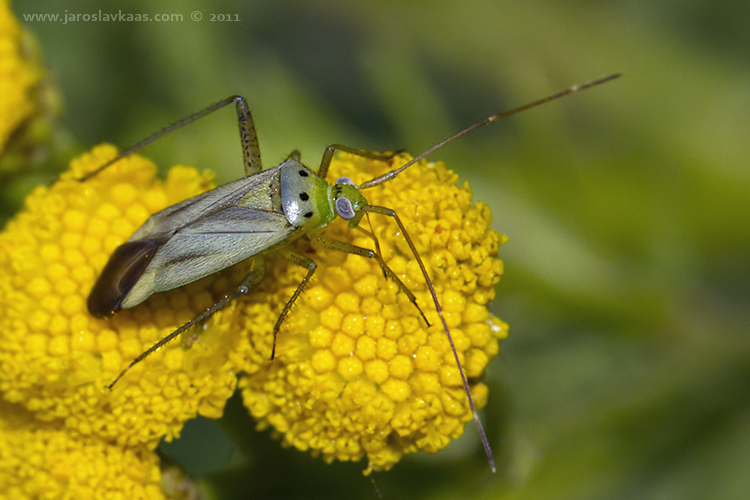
[335,176,355,186]
[335,197,355,220]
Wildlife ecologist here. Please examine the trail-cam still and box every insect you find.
[85,73,621,472]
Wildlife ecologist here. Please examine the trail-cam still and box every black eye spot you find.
[304,211,313,219]
[298,170,309,177]
[299,192,309,201]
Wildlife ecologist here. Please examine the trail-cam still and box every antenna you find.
[359,73,622,190]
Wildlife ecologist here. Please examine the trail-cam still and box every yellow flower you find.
[0,400,164,500]
[0,0,44,161]
[0,145,238,450]
[0,143,507,481]
[230,151,508,472]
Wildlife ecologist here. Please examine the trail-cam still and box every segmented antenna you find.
[359,73,621,190]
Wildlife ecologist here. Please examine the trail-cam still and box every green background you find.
[9,0,750,499]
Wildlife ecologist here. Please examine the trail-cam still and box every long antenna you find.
[359,73,621,190]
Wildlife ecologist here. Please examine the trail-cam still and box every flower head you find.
[0,145,239,449]
[0,0,39,154]
[0,0,58,175]
[230,151,508,472]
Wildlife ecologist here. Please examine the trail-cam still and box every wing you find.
[129,169,279,241]
[88,200,297,317]
[132,206,297,303]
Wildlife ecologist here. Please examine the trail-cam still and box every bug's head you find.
[332,176,367,228]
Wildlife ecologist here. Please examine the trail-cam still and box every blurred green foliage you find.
[8,0,750,499]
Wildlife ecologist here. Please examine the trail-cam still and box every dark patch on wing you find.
[87,237,168,317]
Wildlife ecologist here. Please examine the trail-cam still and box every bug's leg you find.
[233,96,263,176]
[353,216,387,281]
[286,150,301,161]
[309,236,429,327]
[317,145,401,180]
[362,204,496,471]
[107,258,267,390]
[79,95,261,181]
[272,249,318,359]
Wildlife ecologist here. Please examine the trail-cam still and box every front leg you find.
[310,236,429,326]
[317,145,400,180]
[272,249,318,359]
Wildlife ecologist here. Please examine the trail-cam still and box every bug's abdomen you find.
[87,237,168,317]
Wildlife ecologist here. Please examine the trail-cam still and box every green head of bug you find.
[332,176,367,228]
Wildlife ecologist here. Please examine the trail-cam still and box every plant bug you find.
[85,73,621,472]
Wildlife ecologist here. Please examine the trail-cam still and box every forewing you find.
[129,170,276,241]
[89,168,291,314]
[120,206,298,308]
